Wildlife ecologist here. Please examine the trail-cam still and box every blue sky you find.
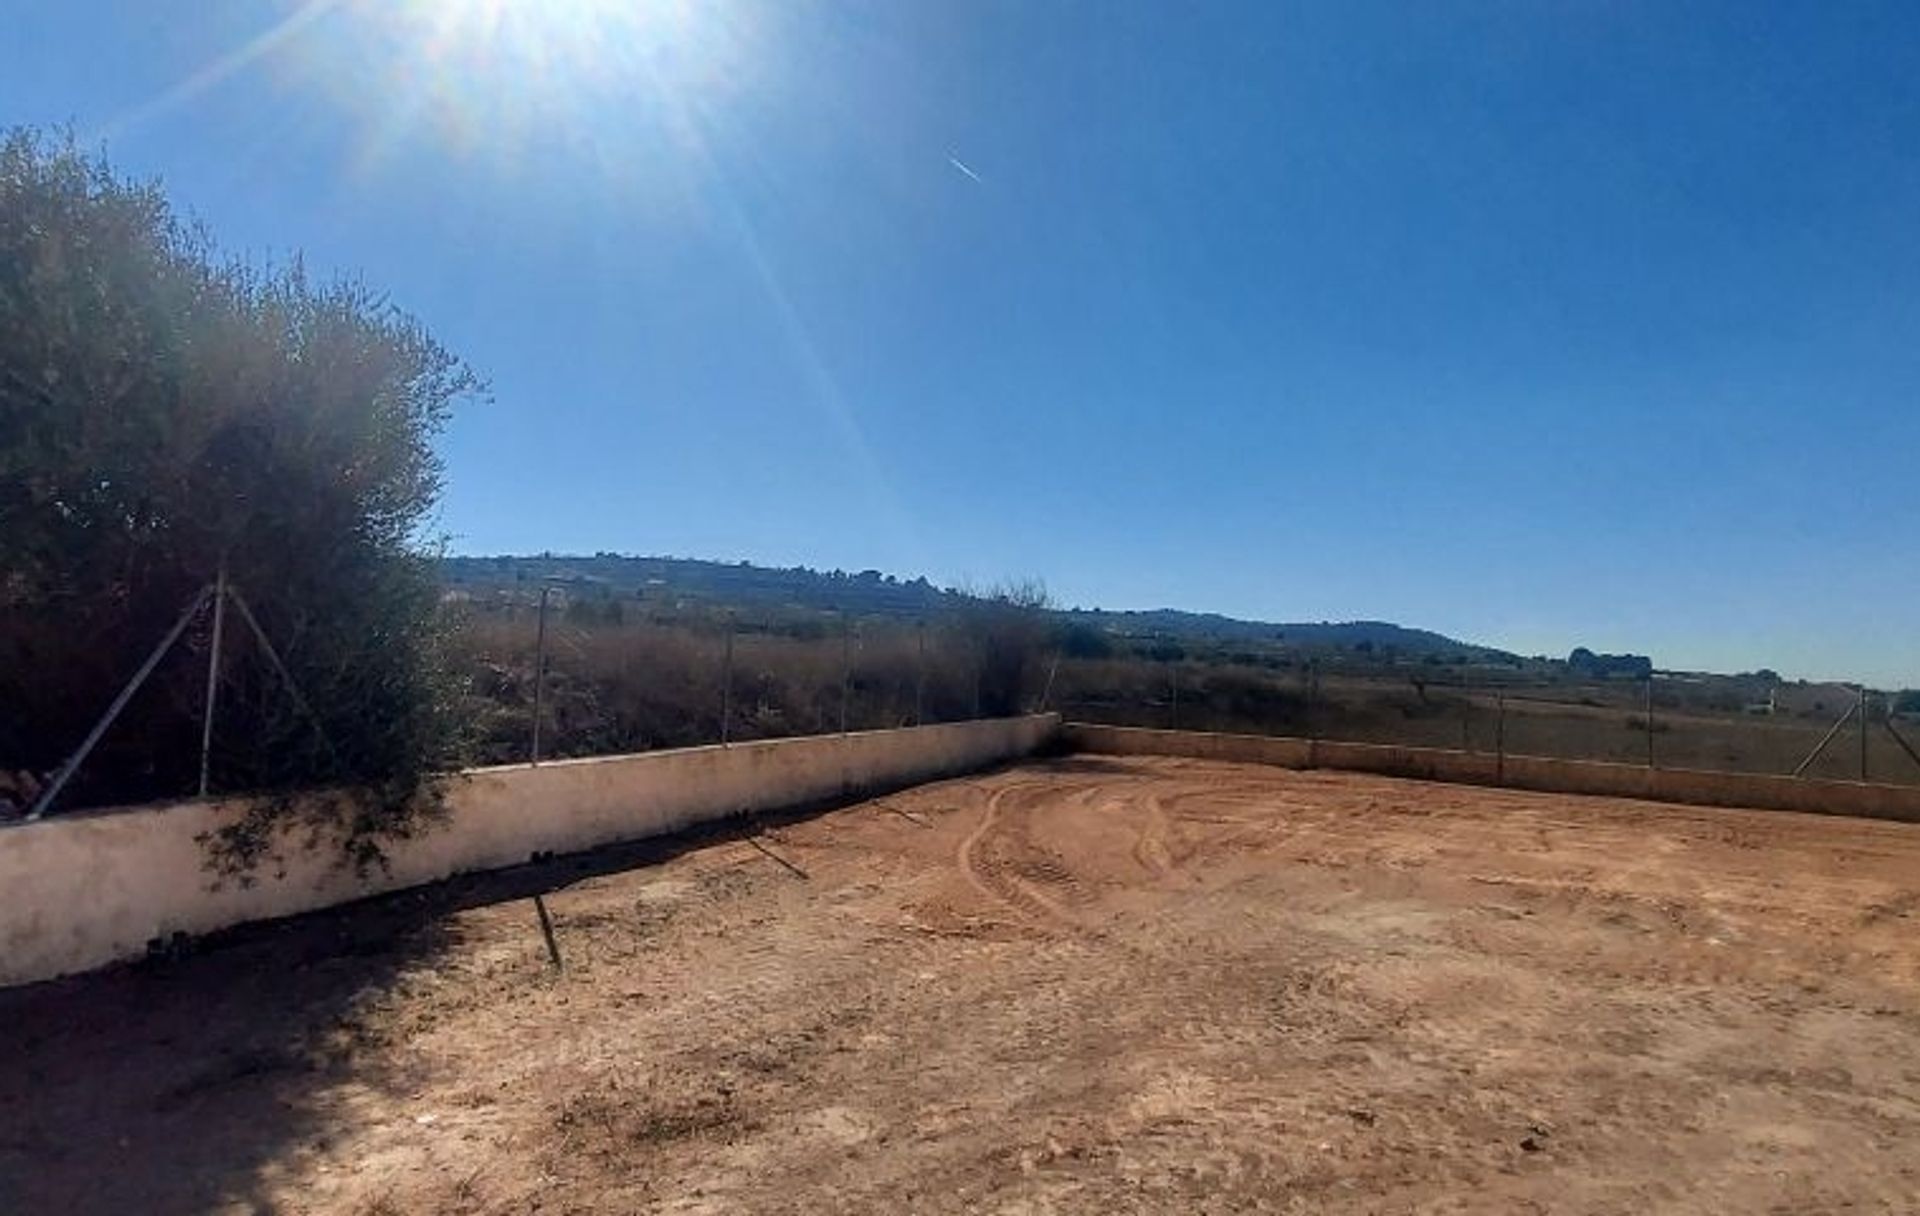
[8,2,1920,684]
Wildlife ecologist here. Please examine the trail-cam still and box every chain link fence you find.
[415,584,1039,769]
[18,578,1914,820]
[4,580,1054,820]
[1053,657,1920,787]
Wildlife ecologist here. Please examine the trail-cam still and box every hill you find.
[1061,608,1512,661]
[440,554,1511,661]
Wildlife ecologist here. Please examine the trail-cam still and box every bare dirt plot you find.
[5,754,1920,1214]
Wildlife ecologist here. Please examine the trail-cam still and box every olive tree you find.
[0,128,481,869]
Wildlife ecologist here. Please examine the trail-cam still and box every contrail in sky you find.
[947,154,983,183]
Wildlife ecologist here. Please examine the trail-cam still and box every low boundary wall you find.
[0,714,1059,988]
[1064,722,1920,824]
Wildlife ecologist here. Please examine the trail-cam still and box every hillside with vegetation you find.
[441,554,1513,661]
[437,553,1919,787]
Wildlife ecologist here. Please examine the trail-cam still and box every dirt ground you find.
[6,755,1920,1214]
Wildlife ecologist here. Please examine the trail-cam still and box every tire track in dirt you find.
[957,779,1091,930]
[1131,792,1192,880]
[23,753,1920,1215]
[1155,779,1305,859]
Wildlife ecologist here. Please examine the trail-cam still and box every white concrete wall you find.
[1065,722,1920,824]
[0,715,1059,988]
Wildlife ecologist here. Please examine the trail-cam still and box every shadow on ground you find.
[0,764,1032,1215]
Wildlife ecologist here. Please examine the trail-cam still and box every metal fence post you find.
[226,584,336,768]
[198,566,228,797]
[530,584,550,764]
[972,641,983,721]
[1794,697,1862,777]
[914,621,927,726]
[1861,685,1870,782]
[1645,673,1656,770]
[1883,711,1920,774]
[27,583,215,820]
[1306,659,1319,766]
[720,613,735,746]
[1039,651,1061,715]
[840,612,852,735]
[1496,692,1507,783]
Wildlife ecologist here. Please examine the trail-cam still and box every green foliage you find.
[1056,621,1115,660]
[0,128,480,867]
[953,580,1051,717]
[565,594,625,627]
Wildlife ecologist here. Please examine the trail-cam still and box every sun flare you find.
[301,0,759,175]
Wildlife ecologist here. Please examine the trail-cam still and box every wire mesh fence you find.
[4,578,1056,820]
[1052,658,1920,787]
[452,590,1013,769]
[15,575,1919,822]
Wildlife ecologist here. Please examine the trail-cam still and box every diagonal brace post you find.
[27,584,215,821]
[224,585,339,764]
[1882,716,1920,776]
[1793,698,1861,778]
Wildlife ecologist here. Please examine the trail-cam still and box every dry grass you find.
[446,609,1920,786]
[450,612,996,765]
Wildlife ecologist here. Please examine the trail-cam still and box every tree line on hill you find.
[442,553,1514,664]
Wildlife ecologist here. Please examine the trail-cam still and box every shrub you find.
[952,580,1051,717]
[1057,621,1115,660]
[0,129,480,868]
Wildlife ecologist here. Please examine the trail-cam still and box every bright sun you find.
[405,0,709,79]
[301,0,759,174]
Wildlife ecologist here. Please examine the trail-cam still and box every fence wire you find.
[16,582,1920,821]
[1052,659,1920,787]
